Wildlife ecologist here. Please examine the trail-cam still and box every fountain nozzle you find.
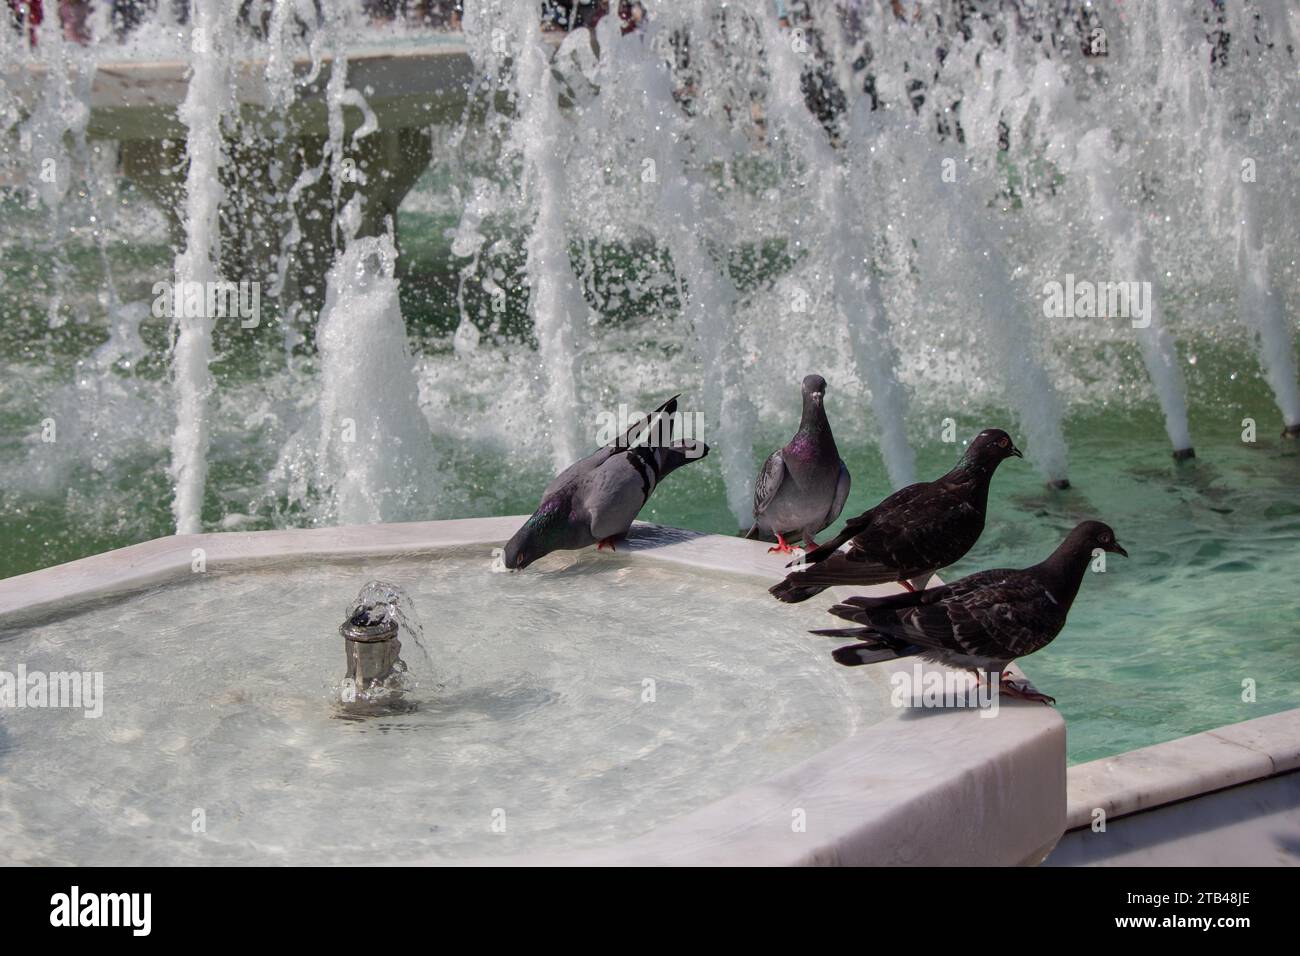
[340,604,404,702]
[335,581,428,713]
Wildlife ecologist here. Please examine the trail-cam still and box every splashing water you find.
[0,0,1296,553]
[345,577,434,680]
[1075,128,1192,454]
[509,0,586,470]
[756,13,916,488]
[169,0,236,534]
[1235,163,1300,431]
[275,219,439,524]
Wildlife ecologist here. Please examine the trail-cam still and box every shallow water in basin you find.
[0,549,887,864]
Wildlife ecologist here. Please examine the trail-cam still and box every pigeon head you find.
[502,501,570,570]
[964,428,1023,466]
[798,375,832,439]
[1075,520,1128,558]
[801,374,828,407]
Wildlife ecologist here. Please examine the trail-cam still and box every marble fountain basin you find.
[0,517,1064,865]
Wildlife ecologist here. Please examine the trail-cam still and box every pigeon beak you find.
[1010,445,1024,458]
[1112,542,1128,558]
[502,543,529,570]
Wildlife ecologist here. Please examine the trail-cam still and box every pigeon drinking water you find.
[746,374,851,555]
[770,428,1021,603]
[502,395,708,569]
[810,520,1127,703]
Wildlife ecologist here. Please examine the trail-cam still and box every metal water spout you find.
[337,580,423,713]
[340,606,404,694]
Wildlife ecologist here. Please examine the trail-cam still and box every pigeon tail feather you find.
[792,524,859,567]
[768,579,829,604]
[611,393,681,453]
[827,639,922,667]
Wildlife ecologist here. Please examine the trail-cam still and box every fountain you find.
[3,1,1296,534]
[337,579,426,712]
[1,0,1299,865]
[0,516,1064,864]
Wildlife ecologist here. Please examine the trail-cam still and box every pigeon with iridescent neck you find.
[810,521,1126,703]
[770,428,1021,603]
[502,395,708,570]
[746,374,851,555]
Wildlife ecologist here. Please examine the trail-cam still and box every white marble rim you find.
[0,517,1066,865]
[1063,708,1300,832]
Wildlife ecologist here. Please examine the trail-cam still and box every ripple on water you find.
[0,550,890,863]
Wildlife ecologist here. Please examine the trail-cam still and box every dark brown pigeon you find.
[810,520,1127,703]
[770,428,1021,603]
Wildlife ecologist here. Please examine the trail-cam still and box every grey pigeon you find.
[810,520,1127,703]
[745,374,850,554]
[502,395,708,569]
[770,428,1021,603]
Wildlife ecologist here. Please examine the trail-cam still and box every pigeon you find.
[745,374,851,555]
[769,428,1021,603]
[502,395,708,569]
[810,520,1127,703]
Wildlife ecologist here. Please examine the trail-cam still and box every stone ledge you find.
[1064,708,1300,831]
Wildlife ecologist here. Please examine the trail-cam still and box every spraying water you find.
[1236,178,1300,432]
[510,0,586,470]
[296,211,438,524]
[1,0,1298,566]
[169,0,236,533]
[1076,129,1193,456]
[572,7,759,524]
[757,13,916,489]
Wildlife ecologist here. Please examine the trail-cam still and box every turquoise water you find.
[2,191,1299,766]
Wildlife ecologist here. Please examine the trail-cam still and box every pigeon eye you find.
[998,438,1008,447]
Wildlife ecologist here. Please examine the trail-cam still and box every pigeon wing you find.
[543,447,616,501]
[541,394,679,501]
[823,460,851,528]
[752,449,786,517]
[581,452,651,541]
[582,434,707,542]
[843,480,981,573]
[826,569,1056,661]
[779,548,906,588]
